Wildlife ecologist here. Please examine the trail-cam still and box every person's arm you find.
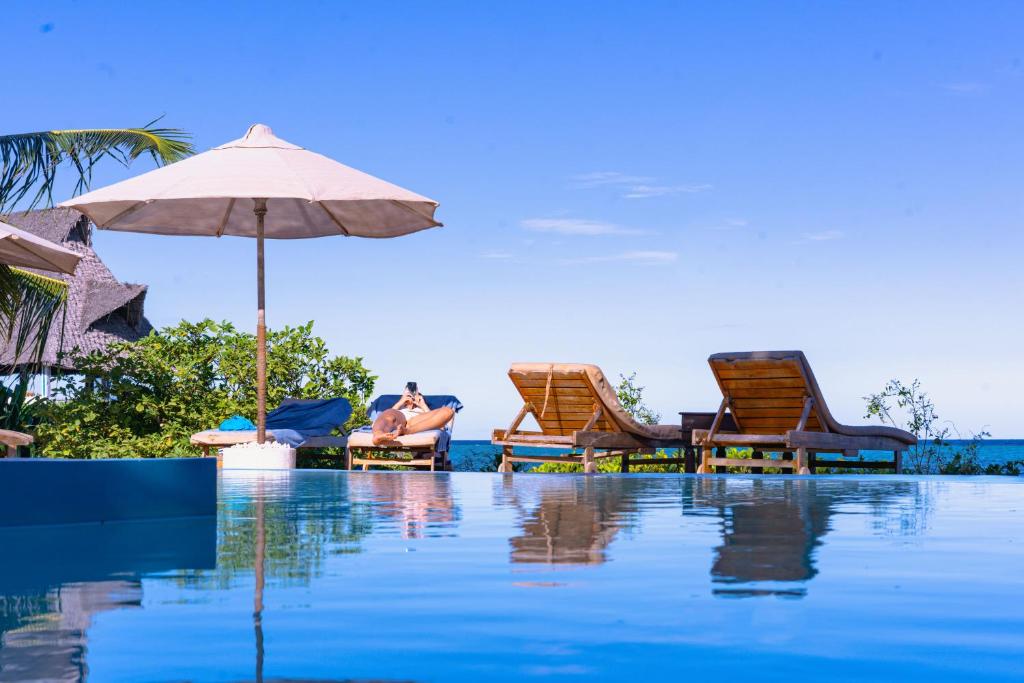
[392,392,411,410]
[414,393,429,411]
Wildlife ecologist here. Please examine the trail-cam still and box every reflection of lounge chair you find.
[346,395,463,472]
[492,363,730,473]
[190,398,351,456]
[693,351,916,474]
[0,429,32,457]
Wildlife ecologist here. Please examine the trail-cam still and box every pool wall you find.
[0,457,217,526]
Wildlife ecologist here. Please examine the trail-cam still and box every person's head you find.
[405,381,418,397]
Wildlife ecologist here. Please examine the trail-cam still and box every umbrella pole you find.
[254,198,268,444]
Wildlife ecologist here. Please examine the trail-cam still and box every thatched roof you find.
[0,208,152,370]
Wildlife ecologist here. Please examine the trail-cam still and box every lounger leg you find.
[698,446,712,474]
[796,447,810,475]
[752,450,763,474]
[620,452,630,473]
[499,446,514,474]
[582,447,597,474]
[684,446,696,473]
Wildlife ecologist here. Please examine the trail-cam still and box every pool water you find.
[2,472,1022,681]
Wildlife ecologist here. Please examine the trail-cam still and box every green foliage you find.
[0,119,194,213]
[0,267,68,443]
[34,319,375,459]
[865,379,990,474]
[614,372,661,425]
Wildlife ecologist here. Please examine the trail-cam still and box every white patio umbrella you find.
[0,220,82,274]
[61,123,440,442]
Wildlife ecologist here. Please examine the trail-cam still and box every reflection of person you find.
[372,383,454,446]
[353,472,458,539]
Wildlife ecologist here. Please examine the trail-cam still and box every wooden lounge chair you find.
[492,363,731,474]
[0,429,33,457]
[346,395,463,472]
[693,351,917,475]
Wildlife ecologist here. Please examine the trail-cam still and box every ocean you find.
[447,439,1024,473]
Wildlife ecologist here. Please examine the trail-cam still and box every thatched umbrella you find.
[62,124,440,442]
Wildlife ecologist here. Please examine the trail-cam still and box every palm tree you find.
[1,119,194,214]
[0,120,193,437]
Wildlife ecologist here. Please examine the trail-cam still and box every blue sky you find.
[7,1,1023,437]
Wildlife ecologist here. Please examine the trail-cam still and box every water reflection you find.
[497,477,640,565]
[346,471,460,539]
[0,516,215,682]
[691,478,926,597]
[497,475,929,599]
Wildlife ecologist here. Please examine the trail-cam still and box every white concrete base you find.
[221,441,297,470]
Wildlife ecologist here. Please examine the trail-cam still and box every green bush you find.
[34,319,375,459]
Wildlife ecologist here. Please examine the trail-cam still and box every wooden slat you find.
[714,367,802,379]
[711,359,801,370]
[573,431,656,449]
[730,398,806,408]
[503,454,584,464]
[734,418,822,429]
[721,378,807,389]
[725,408,806,418]
[706,457,797,469]
[725,388,807,398]
[514,378,588,389]
[518,391,595,403]
[510,370,588,380]
[493,434,574,445]
[693,432,788,445]
[517,386,593,397]
[532,411,601,421]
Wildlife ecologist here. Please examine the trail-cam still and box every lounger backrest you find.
[708,351,829,435]
[507,363,626,436]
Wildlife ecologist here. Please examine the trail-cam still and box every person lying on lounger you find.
[372,382,455,446]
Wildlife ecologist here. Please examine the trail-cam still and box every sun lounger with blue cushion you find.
[191,397,352,456]
[347,394,463,471]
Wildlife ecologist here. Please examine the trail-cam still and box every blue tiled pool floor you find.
[2,472,1022,681]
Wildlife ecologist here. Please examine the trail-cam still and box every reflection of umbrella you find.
[62,124,440,441]
[0,220,81,274]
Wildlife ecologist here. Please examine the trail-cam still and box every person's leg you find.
[372,409,408,445]
[403,407,455,435]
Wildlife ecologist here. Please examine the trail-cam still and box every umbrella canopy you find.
[0,219,82,274]
[61,123,441,443]
[61,123,440,238]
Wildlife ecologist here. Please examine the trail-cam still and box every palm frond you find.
[0,266,68,371]
[0,119,194,213]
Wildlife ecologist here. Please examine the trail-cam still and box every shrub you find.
[864,379,990,475]
[34,319,375,459]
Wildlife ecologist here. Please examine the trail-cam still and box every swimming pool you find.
[1,471,1021,681]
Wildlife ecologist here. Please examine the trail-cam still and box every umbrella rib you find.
[215,198,236,237]
[17,240,66,273]
[388,199,443,228]
[100,201,150,228]
[316,202,352,236]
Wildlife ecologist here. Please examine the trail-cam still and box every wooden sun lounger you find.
[492,363,731,474]
[693,351,917,475]
[346,395,463,472]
